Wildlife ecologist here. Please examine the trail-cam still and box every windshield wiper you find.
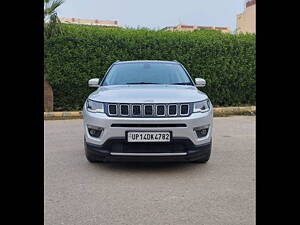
[170,82,193,85]
[126,82,160,85]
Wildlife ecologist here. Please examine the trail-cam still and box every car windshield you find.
[101,62,193,86]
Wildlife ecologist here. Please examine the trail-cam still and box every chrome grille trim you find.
[105,103,191,117]
[180,104,189,116]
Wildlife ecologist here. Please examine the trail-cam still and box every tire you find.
[191,141,212,163]
[85,151,99,163]
[192,155,210,163]
[84,137,104,163]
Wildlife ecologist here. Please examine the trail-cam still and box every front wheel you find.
[85,152,99,163]
[191,141,212,163]
[192,155,210,163]
[84,137,104,163]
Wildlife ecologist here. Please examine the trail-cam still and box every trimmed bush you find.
[44,24,256,110]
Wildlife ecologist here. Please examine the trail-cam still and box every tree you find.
[44,0,65,38]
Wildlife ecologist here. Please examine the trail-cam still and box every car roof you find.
[114,60,180,65]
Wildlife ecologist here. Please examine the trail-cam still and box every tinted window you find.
[102,62,193,86]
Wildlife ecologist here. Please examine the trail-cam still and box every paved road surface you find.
[45,116,255,225]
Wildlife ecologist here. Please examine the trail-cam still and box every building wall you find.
[236,1,256,34]
[164,24,230,33]
[60,17,118,27]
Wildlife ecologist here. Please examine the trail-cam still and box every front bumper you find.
[85,138,212,162]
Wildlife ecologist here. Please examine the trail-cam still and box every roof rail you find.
[173,60,178,62]
[115,60,120,63]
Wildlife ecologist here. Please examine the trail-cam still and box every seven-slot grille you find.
[106,103,191,117]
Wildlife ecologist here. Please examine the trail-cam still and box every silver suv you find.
[83,60,213,163]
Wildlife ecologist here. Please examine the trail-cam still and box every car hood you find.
[88,85,208,103]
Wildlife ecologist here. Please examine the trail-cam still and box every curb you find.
[213,106,256,117]
[44,106,255,120]
[44,111,83,120]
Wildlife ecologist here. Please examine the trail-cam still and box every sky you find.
[57,0,246,32]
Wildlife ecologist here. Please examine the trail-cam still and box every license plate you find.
[127,131,171,142]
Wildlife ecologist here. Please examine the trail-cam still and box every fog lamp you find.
[194,125,209,138]
[87,125,103,138]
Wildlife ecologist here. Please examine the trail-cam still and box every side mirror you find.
[88,78,100,88]
[195,78,206,87]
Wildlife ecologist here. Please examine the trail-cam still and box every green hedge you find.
[44,24,256,111]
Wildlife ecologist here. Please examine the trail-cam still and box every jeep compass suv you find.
[83,60,213,163]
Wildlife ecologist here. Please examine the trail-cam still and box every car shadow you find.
[92,161,208,174]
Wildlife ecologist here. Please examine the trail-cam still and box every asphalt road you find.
[44,116,255,225]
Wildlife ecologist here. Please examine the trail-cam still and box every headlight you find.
[86,99,104,113]
[193,99,210,113]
